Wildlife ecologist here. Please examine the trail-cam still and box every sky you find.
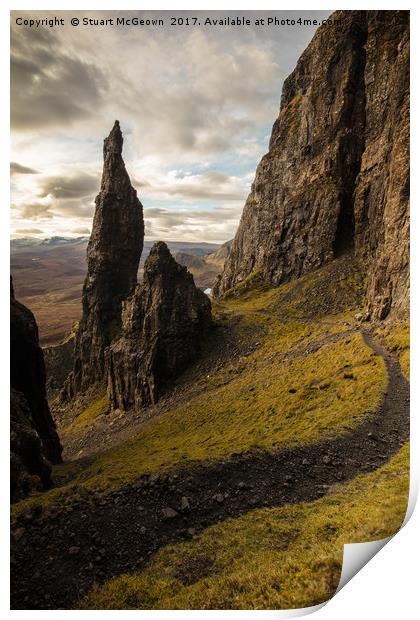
[10,10,331,243]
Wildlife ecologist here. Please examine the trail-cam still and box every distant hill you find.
[174,240,232,289]
[205,240,232,266]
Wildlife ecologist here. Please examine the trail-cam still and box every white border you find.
[2,1,417,618]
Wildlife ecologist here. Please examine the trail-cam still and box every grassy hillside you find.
[82,444,409,609]
[13,258,388,514]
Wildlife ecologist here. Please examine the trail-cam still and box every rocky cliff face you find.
[62,121,144,399]
[107,242,212,411]
[44,329,76,399]
[10,281,62,500]
[214,11,409,320]
[353,12,409,319]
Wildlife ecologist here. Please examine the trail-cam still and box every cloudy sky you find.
[11,10,330,243]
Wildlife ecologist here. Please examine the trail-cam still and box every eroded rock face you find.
[107,242,212,411]
[10,281,62,500]
[353,12,409,319]
[214,11,409,320]
[63,121,144,399]
[44,331,76,399]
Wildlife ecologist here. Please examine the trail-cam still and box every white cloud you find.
[71,227,91,235]
[143,203,243,243]
[10,10,330,241]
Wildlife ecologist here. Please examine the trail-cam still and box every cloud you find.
[144,205,241,225]
[11,25,107,130]
[143,204,242,242]
[11,13,287,155]
[10,162,39,175]
[139,169,249,202]
[19,202,53,220]
[38,173,98,200]
[10,10,330,242]
[114,29,282,159]
[70,227,91,234]
[11,172,96,225]
[14,228,44,235]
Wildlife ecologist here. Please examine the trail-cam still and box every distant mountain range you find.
[11,236,222,259]
[10,236,231,345]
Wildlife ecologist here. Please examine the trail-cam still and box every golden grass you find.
[64,393,110,435]
[75,332,384,495]
[82,444,409,610]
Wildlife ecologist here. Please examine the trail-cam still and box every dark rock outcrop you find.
[10,281,62,500]
[62,121,144,399]
[11,389,52,502]
[214,11,409,320]
[107,242,212,411]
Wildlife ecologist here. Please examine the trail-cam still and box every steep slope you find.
[353,13,409,318]
[62,121,144,399]
[82,446,409,610]
[10,280,62,500]
[214,11,409,321]
[174,252,208,273]
[107,242,212,411]
[10,11,410,611]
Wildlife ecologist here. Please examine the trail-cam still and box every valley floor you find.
[10,257,410,610]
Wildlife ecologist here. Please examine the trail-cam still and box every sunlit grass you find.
[63,393,109,435]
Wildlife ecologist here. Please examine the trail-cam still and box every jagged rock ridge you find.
[107,242,212,411]
[10,280,62,501]
[62,121,144,399]
[214,11,409,320]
